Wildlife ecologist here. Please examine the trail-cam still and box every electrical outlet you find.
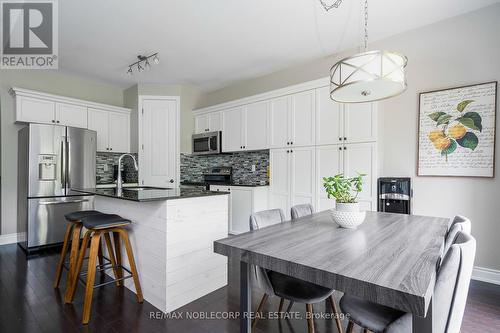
[103,164,109,172]
[251,165,256,172]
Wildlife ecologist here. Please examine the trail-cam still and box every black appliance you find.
[203,166,233,185]
[377,177,412,214]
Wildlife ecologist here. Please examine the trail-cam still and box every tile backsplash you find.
[96,152,138,184]
[181,150,269,185]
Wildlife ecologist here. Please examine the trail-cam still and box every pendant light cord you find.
[363,0,368,51]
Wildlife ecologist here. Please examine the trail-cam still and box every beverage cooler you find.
[377,178,412,214]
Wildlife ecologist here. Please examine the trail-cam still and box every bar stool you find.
[65,213,143,324]
[53,210,104,291]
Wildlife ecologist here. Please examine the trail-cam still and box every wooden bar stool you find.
[65,213,143,325]
[53,210,104,292]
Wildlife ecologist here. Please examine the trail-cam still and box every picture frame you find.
[417,81,497,178]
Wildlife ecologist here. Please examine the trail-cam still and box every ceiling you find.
[59,0,499,91]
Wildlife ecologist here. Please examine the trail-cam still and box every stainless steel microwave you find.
[192,131,222,155]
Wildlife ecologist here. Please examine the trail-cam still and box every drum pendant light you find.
[329,0,408,103]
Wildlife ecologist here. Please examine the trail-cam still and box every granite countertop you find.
[72,187,229,202]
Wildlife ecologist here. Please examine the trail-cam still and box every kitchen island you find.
[75,187,229,313]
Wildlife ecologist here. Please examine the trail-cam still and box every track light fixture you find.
[126,52,159,75]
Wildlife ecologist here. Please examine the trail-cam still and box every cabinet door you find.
[269,96,290,148]
[230,187,253,234]
[141,99,178,187]
[208,112,222,132]
[87,108,109,152]
[222,107,244,152]
[108,112,130,153]
[244,101,269,150]
[316,145,343,211]
[290,146,315,211]
[316,87,343,145]
[344,103,376,143]
[17,96,56,124]
[269,149,290,218]
[56,103,87,128]
[343,142,376,200]
[290,90,315,147]
[194,114,209,134]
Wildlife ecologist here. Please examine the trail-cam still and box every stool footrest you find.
[77,264,133,289]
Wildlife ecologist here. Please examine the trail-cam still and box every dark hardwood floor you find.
[0,243,499,332]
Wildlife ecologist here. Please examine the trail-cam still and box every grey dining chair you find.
[444,215,471,255]
[249,209,344,333]
[291,203,314,220]
[339,231,476,333]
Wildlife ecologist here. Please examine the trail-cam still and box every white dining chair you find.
[444,215,471,255]
[291,203,314,220]
[339,231,476,333]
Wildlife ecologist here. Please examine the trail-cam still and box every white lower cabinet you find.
[316,142,376,212]
[210,185,268,234]
[269,146,315,219]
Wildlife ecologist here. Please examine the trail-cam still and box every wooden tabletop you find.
[214,211,450,317]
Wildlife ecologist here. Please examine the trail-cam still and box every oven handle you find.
[39,199,90,205]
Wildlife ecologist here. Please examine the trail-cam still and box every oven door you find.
[192,132,220,155]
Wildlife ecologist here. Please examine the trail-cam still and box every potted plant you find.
[323,173,366,228]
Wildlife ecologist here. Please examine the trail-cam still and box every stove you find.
[203,166,233,185]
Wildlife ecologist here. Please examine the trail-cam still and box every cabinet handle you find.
[344,137,347,141]
[106,148,109,151]
[286,150,289,153]
[56,120,60,123]
[169,179,174,183]
[343,147,347,150]
[290,141,293,145]
[287,142,289,145]
[110,148,113,151]
[339,137,342,141]
[51,120,55,123]
[338,147,342,151]
[290,150,293,153]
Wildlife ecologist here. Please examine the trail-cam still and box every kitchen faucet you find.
[117,154,138,192]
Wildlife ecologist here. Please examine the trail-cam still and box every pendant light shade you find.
[330,50,407,103]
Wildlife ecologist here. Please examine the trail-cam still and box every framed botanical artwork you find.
[417,81,497,177]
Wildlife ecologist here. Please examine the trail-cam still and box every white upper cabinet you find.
[244,101,269,151]
[344,103,377,143]
[88,108,130,153]
[269,96,290,148]
[16,96,56,124]
[108,112,130,153]
[316,86,343,145]
[290,90,315,147]
[56,102,88,128]
[194,112,222,134]
[222,107,244,152]
[87,108,109,151]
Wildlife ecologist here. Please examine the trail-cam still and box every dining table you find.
[213,210,451,333]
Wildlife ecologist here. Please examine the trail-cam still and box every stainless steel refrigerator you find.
[17,124,96,253]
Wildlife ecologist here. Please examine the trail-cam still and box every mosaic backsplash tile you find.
[181,150,269,185]
[96,152,138,184]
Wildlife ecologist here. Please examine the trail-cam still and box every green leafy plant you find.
[323,173,366,203]
[427,100,482,161]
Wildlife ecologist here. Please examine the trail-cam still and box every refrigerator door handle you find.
[66,139,71,189]
[61,139,67,192]
[39,199,90,205]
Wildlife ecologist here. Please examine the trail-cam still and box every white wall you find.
[196,5,500,271]
[0,71,125,235]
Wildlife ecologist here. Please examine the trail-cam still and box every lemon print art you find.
[427,99,482,161]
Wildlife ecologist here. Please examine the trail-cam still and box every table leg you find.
[240,261,251,333]
[412,296,434,333]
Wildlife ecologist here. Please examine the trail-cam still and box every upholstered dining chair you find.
[249,209,343,333]
[291,203,314,220]
[339,231,476,333]
[444,215,471,255]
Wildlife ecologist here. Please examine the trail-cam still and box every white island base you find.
[94,193,229,312]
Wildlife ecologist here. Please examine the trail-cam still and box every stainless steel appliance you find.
[18,124,96,253]
[377,177,412,214]
[203,166,232,185]
[192,131,222,155]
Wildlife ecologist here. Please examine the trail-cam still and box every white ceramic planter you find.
[331,202,366,229]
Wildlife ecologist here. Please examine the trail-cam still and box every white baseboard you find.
[0,232,21,246]
[472,266,500,285]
